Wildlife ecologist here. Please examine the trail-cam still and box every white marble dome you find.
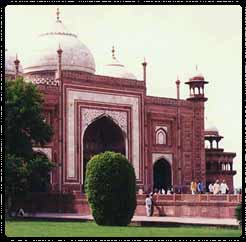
[5,49,23,76]
[206,126,219,132]
[100,47,137,80]
[205,119,219,134]
[23,11,95,74]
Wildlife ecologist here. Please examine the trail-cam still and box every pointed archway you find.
[153,158,172,191]
[83,116,126,185]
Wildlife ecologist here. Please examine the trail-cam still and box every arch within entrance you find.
[83,116,126,184]
[153,158,172,191]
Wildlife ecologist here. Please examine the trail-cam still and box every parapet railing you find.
[136,194,242,203]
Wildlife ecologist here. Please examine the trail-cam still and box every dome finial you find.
[112,45,116,59]
[56,8,61,22]
[196,64,198,72]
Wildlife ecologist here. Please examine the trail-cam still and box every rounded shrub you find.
[85,151,136,226]
[235,202,242,225]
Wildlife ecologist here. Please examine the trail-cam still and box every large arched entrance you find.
[153,158,172,191]
[83,116,126,185]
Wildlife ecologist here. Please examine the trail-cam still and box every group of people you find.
[190,180,205,194]
[144,179,230,216]
[190,179,229,195]
[139,187,173,195]
[208,179,229,194]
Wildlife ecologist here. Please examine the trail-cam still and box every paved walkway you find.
[22,213,239,227]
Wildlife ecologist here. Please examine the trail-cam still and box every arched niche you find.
[82,116,126,186]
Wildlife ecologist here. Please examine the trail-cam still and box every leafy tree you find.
[5,77,53,158]
[5,77,55,215]
[85,151,136,226]
[27,152,55,192]
[5,154,29,216]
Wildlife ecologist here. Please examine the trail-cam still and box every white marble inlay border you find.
[66,89,140,179]
[152,153,172,166]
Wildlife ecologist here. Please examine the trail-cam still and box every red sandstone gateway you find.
[5,9,236,196]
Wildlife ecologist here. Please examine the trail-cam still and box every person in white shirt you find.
[208,183,214,194]
[220,180,229,194]
[213,180,220,195]
[145,194,152,216]
[161,188,166,195]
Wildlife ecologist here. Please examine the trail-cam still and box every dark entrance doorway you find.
[83,116,126,185]
[153,158,172,191]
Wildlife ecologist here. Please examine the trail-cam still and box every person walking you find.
[197,181,204,194]
[145,195,152,216]
[220,180,229,194]
[190,180,197,195]
[213,180,220,195]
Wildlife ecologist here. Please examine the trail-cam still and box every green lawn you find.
[5,220,241,237]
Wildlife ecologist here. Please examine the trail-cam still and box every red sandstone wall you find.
[27,71,207,195]
[144,96,206,193]
[135,194,241,218]
[13,193,242,219]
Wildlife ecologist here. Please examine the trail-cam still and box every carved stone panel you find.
[81,108,127,135]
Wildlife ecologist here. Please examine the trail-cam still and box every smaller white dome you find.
[100,47,137,80]
[205,119,219,133]
[206,126,218,132]
[5,49,23,76]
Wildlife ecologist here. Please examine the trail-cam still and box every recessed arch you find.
[82,116,126,186]
[153,158,172,191]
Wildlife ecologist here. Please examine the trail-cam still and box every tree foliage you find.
[5,78,55,215]
[5,154,29,196]
[28,152,56,192]
[5,77,53,158]
[85,151,136,226]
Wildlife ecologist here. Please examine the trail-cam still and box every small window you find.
[156,129,167,145]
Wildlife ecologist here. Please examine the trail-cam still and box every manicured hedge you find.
[85,151,136,226]
[235,202,242,225]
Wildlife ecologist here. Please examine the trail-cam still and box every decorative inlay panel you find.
[66,89,141,180]
[152,153,172,166]
[81,108,127,135]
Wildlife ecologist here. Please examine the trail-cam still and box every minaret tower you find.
[185,65,208,102]
[142,57,147,86]
[185,66,208,187]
